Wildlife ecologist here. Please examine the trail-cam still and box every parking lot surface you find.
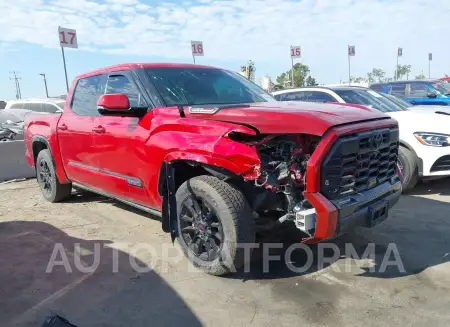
[1,179,449,327]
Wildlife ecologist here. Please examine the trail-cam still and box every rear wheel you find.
[398,146,418,191]
[36,149,72,202]
[176,175,255,275]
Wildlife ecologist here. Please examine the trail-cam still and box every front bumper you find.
[302,178,402,243]
[415,143,450,177]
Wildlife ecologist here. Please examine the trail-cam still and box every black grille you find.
[321,127,399,199]
[430,155,450,172]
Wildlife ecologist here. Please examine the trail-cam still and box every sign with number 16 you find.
[191,41,204,57]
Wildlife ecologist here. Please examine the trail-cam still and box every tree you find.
[371,68,386,82]
[396,64,411,80]
[415,73,426,80]
[276,63,311,88]
[354,77,366,83]
[306,76,318,86]
[366,72,375,84]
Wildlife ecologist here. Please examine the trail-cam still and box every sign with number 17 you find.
[58,27,78,49]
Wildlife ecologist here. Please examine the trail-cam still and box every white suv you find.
[272,86,450,190]
[4,98,64,120]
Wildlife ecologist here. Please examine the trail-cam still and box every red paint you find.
[24,62,399,245]
[97,94,130,110]
[303,118,398,243]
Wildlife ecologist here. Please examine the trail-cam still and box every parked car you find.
[272,86,450,190]
[0,110,24,141]
[24,63,401,275]
[369,80,450,106]
[440,77,450,83]
[382,92,450,116]
[4,98,64,121]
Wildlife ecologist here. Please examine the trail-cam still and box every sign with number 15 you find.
[290,46,301,58]
[58,27,78,49]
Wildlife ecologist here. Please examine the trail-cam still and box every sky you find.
[0,0,449,100]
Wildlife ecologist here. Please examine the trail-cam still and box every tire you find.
[175,175,255,276]
[398,146,418,192]
[36,149,72,202]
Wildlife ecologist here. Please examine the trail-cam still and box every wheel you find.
[175,175,255,276]
[36,149,72,202]
[397,146,418,191]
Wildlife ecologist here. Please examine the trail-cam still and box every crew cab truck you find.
[24,63,402,275]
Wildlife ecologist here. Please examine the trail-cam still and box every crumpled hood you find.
[406,105,450,116]
[186,101,391,136]
[388,111,450,134]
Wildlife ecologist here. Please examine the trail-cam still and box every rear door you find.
[58,74,107,187]
[405,83,433,105]
[92,71,154,205]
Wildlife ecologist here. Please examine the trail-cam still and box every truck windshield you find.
[334,89,407,112]
[145,67,276,106]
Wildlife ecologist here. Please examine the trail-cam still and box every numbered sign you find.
[398,47,403,57]
[290,46,301,58]
[191,41,204,57]
[58,27,78,49]
[429,53,433,61]
[348,45,355,56]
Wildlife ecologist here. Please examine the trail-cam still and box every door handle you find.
[58,123,68,131]
[92,126,105,134]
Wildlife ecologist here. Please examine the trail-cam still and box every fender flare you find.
[31,135,70,184]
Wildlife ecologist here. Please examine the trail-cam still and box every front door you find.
[58,74,107,187]
[92,72,156,207]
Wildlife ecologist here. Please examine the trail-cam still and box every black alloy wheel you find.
[179,195,223,262]
[38,158,53,196]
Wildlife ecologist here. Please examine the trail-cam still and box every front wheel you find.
[36,149,72,202]
[398,146,418,192]
[175,175,255,276]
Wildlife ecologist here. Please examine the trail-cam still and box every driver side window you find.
[408,83,430,98]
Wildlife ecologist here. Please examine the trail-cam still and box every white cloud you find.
[0,0,449,81]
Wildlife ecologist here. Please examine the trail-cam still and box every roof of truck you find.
[76,63,217,80]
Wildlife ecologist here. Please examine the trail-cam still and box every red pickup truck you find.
[24,63,402,275]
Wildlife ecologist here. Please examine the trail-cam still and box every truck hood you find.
[406,105,450,116]
[186,102,390,136]
[387,111,450,134]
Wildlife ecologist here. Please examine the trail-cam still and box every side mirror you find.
[427,92,437,98]
[97,94,130,113]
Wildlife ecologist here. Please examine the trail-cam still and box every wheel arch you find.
[31,135,70,184]
[398,139,422,176]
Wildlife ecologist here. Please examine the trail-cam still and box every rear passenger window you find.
[409,83,429,98]
[42,104,59,113]
[71,75,107,116]
[10,103,25,109]
[390,84,406,97]
[29,103,43,112]
[279,91,308,101]
[106,75,145,108]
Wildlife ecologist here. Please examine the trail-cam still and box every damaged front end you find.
[231,133,322,237]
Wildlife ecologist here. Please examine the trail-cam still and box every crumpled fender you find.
[163,125,262,179]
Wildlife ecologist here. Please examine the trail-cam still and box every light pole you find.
[39,73,49,98]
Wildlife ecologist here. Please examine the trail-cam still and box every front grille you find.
[321,127,399,200]
[430,155,450,172]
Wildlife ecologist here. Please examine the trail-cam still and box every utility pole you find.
[39,73,49,98]
[9,71,22,100]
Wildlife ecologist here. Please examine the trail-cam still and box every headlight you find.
[414,132,450,147]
